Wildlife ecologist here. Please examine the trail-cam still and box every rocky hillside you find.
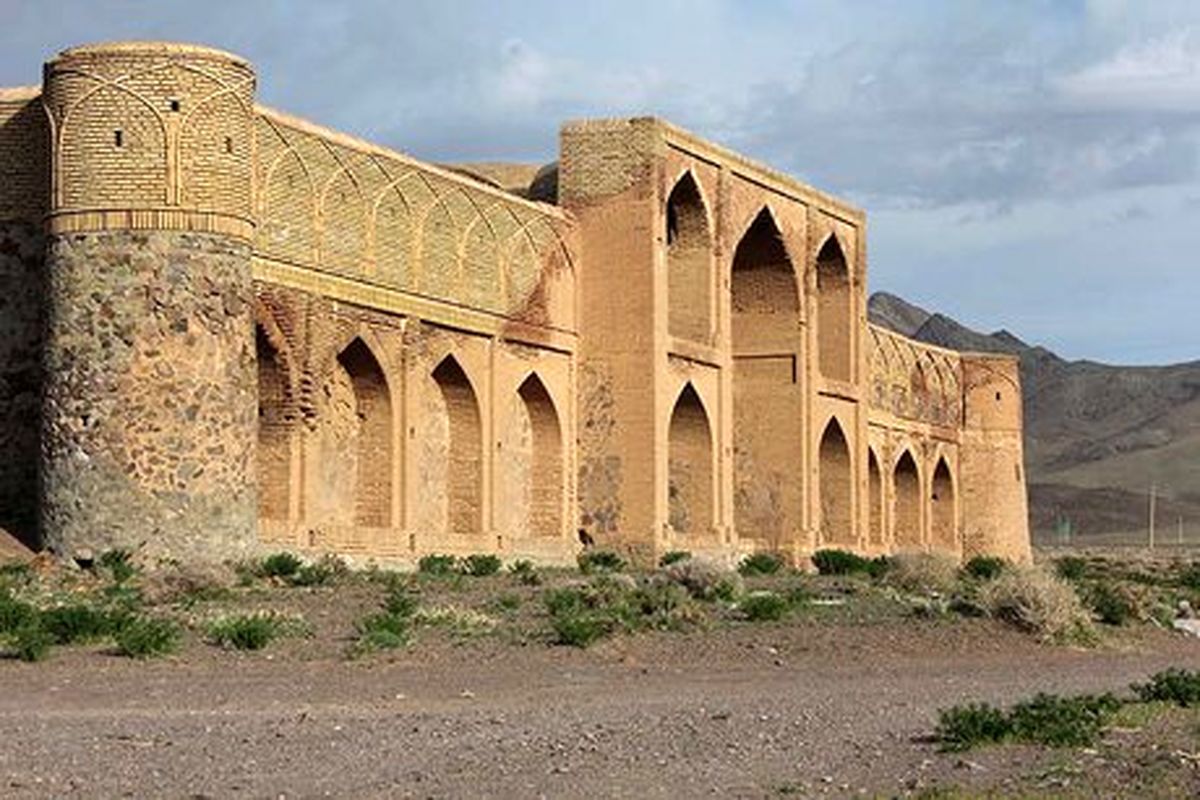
[869,292,1200,543]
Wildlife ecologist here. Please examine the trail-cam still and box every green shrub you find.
[115,617,180,659]
[738,552,784,576]
[543,585,623,647]
[660,558,743,601]
[1177,564,1200,591]
[1088,582,1137,626]
[1008,692,1121,747]
[418,554,459,576]
[812,549,872,576]
[577,550,626,574]
[260,552,303,579]
[462,554,502,577]
[490,593,522,613]
[1134,668,1200,707]
[739,591,790,622]
[0,590,37,634]
[207,613,289,650]
[1054,556,1088,582]
[963,556,1007,581]
[659,550,692,567]
[98,549,137,584]
[40,603,114,644]
[936,702,1012,751]
[383,584,420,618]
[629,583,697,631]
[8,624,54,662]
[354,612,411,651]
[508,559,542,586]
[865,556,892,579]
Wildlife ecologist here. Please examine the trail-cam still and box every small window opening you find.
[224,136,234,155]
[995,391,1002,402]
[169,99,180,112]
[114,129,123,148]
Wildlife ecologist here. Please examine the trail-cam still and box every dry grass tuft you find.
[885,551,959,594]
[978,565,1094,643]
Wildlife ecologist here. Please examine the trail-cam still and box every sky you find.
[1,0,1197,364]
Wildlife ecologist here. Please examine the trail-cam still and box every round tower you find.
[40,42,258,562]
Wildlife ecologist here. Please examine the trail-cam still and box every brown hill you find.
[868,292,1200,544]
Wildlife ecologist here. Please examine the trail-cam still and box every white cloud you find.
[1058,30,1200,110]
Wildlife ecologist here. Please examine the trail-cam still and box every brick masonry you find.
[0,41,1030,566]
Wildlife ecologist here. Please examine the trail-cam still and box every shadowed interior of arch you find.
[731,207,804,548]
[931,457,956,550]
[668,383,714,536]
[256,325,291,524]
[868,448,883,546]
[666,172,712,342]
[816,235,851,383]
[432,355,482,535]
[894,450,921,547]
[516,372,563,538]
[337,338,393,528]
[819,418,853,545]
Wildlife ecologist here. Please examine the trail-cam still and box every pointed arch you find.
[731,206,804,548]
[931,457,957,550]
[513,372,563,538]
[867,447,884,547]
[668,383,714,536]
[179,87,253,214]
[320,166,369,273]
[818,418,853,545]
[432,355,483,535]
[893,449,921,547]
[261,148,316,264]
[666,171,713,342]
[816,233,852,382]
[256,324,293,526]
[336,338,393,528]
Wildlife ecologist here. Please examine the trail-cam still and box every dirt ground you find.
[2,599,1198,799]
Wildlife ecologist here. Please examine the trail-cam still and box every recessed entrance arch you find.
[894,450,921,548]
[931,457,956,550]
[516,372,563,538]
[818,418,853,545]
[867,447,884,546]
[432,355,482,536]
[816,235,852,382]
[666,172,712,343]
[668,383,714,537]
[731,207,804,549]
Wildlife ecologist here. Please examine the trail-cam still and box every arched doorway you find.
[666,172,712,342]
[668,383,714,537]
[894,450,921,547]
[816,235,851,382]
[931,457,956,550]
[818,419,853,545]
[867,448,883,546]
[432,355,482,535]
[731,207,803,549]
[517,373,563,538]
[337,339,393,528]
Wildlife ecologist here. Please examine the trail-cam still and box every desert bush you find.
[508,559,541,586]
[8,623,54,662]
[382,584,419,618]
[462,554,502,577]
[550,611,614,648]
[354,612,411,651]
[98,548,137,584]
[0,589,37,634]
[738,590,791,622]
[413,605,496,634]
[1177,563,1200,591]
[660,558,743,601]
[115,617,180,659]
[288,555,348,587]
[417,554,459,576]
[490,593,522,613]
[1133,668,1200,707]
[978,566,1094,643]
[659,550,692,567]
[1008,692,1121,747]
[812,549,872,576]
[886,552,960,595]
[963,556,1007,581]
[39,603,115,645]
[207,613,293,650]
[936,702,1012,751]
[259,552,303,580]
[738,552,784,576]
[577,550,626,574]
[1087,581,1141,626]
[1054,556,1088,582]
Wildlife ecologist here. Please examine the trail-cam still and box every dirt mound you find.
[0,526,35,562]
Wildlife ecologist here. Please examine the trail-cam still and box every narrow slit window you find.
[224,136,234,155]
[114,129,123,148]
[169,99,180,112]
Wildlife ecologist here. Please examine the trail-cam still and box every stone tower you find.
[39,43,259,562]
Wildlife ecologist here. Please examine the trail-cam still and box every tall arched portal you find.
[894,450,921,548]
[666,173,712,343]
[731,208,804,549]
[931,457,956,550]
[818,419,853,545]
[432,356,483,536]
[668,384,714,537]
[337,339,393,528]
[816,235,852,383]
[516,373,563,538]
[867,448,884,547]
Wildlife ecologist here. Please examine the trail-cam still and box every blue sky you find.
[2,0,1197,364]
